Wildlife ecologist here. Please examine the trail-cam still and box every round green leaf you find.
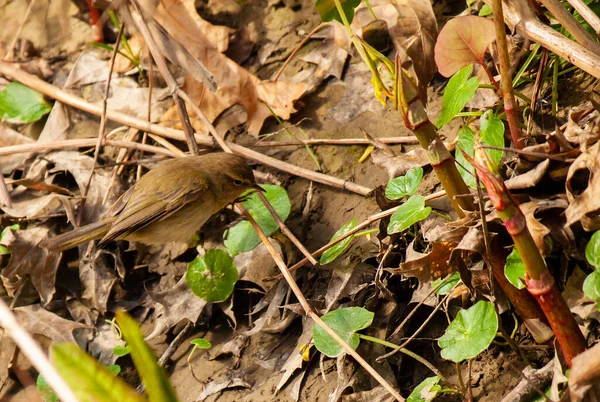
[387,195,432,234]
[456,113,504,189]
[407,376,441,402]
[385,167,424,200]
[314,0,361,24]
[106,364,121,376]
[190,338,212,349]
[586,231,600,269]
[224,185,290,256]
[313,307,374,358]
[504,248,526,290]
[435,65,479,129]
[320,218,357,265]
[0,82,51,123]
[433,272,461,295]
[186,249,239,303]
[113,345,131,357]
[438,300,498,362]
[583,269,600,311]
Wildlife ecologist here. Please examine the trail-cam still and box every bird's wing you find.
[99,169,210,245]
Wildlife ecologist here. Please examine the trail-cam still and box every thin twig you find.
[3,0,37,61]
[257,191,318,266]
[0,298,79,402]
[137,52,154,181]
[266,190,447,280]
[254,136,420,147]
[273,22,327,81]
[78,22,124,225]
[237,204,404,401]
[0,61,372,196]
[565,0,600,34]
[128,0,199,155]
[0,138,176,158]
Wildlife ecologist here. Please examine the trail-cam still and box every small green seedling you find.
[320,218,357,264]
[0,83,51,123]
[407,376,442,402]
[584,231,600,310]
[385,167,423,200]
[387,195,432,234]
[438,300,498,362]
[504,248,526,290]
[224,184,291,256]
[313,307,374,358]
[187,338,212,366]
[186,249,239,303]
[435,65,479,129]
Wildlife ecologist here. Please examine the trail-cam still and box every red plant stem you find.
[492,0,526,149]
[472,148,586,366]
[528,272,587,366]
[87,0,103,43]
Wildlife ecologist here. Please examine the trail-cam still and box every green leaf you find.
[385,167,424,200]
[504,248,526,290]
[479,4,492,16]
[113,345,131,357]
[51,343,147,402]
[224,185,291,256]
[320,218,357,264]
[586,231,600,269]
[583,269,600,311]
[106,364,122,376]
[387,195,432,234]
[116,311,179,402]
[407,376,441,402]
[0,82,51,123]
[186,249,238,303]
[456,112,504,188]
[433,272,461,295]
[190,338,212,349]
[314,0,361,24]
[438,300,498,362]
[37,375,60,402]
[313,307,374,358]
[436,65,479,128]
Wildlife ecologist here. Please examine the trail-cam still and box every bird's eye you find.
[233,179,243,186]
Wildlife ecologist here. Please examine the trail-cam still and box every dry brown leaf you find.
[276,319,314,393]
[146,275,207,339]
[13,305,88,343]
[79,247,119,315]
[384,240,457,284]
[153,0,308,136]
[371,147,429,180]
[0,125,33,174]
[565,141,600,230]
[505,159,550,190]
[352,0,438,89]
[520,201,551,255]
[0,227,61,305]
[196,377,252,402]
[569,342,600,402]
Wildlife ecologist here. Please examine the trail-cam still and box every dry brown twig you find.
[255,137,419,146]
[237,204,405,401]
[0,61,371,196]
[0,298,78,402]
[127,1,199,155]
[78,22,124,225]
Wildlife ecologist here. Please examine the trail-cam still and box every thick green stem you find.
[398,72,476,217]
[492,0,526,149]
[472,148,586,367]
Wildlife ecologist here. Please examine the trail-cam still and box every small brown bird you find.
[42,153,256,251]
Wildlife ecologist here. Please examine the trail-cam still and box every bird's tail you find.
[40,218,115,251]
